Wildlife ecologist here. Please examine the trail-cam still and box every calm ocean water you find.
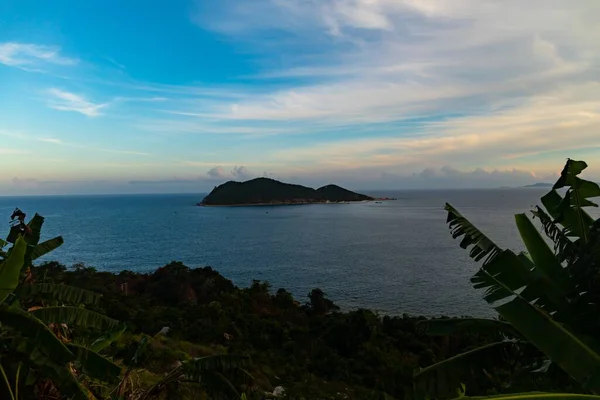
[0,189,569,316]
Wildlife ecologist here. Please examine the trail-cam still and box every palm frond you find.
[445,203,502,264]
[29,306,119,330]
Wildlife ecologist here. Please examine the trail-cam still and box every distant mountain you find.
[522,182,554,188]
[200,178,374,206]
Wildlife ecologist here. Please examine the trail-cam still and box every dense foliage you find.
[32,261,508,399]
[416,159,600,399]
[201,177,373,205]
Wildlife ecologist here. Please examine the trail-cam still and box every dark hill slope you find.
[316,184,372,202]
[201,178,373,205]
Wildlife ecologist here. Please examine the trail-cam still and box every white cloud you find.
[0,43,77,67]
[192,0,599,129]
[206,165,254,181]
[207,166,229,179]
[46,88,108,117]
[39,138,63,144]
[263,82,600,172]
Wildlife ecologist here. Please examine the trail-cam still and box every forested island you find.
[200,177,374,206]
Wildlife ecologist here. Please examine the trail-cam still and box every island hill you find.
[199,177,374,206]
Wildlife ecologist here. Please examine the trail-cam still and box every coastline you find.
[198,200,362,207]
[197,199,396,207]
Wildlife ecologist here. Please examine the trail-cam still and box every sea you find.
[0,188,583,317]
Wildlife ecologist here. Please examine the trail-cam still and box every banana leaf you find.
[492,285,600,391]
[67,343,122,383]
[90,323,127,352]
[25,213,44,246]
[17,283,102,305]
[445,203,501,263]
[0,236,27,304]
[414,341,516,400]
[14,337,90,400]
[0,306,74,364]
[531,206,576,263]
[515,213,565,285]
[29,306,119,330]
[416,318,520,338]
[31,236,64,260]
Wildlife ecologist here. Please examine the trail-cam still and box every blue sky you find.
[1,0,599,195]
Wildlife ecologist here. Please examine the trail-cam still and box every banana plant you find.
[139,354,252,400]
[0,211,124,399]
[414,159,600,399]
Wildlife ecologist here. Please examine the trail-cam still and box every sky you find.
[0,0,599,195]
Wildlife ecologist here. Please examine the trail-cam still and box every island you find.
[199,177,374,206]
[522,182,554,188]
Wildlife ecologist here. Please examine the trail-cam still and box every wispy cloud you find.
[38,137,63,144]
[46,88,108,117]
[0,129,151,157]
[190,0,599,128]
[0,43,77,68]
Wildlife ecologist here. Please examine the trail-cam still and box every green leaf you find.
[472,250,569,314]
[67,343,121,383]
[416,318,520,338]
[541,190,593,238]
[531,206,576,263]
[413,341,515,400]
[445,203,502,264]
[553,159,588,190]
[131,336,149,365]
[14,337,90,400]
[515,213,565,284]
[471,250,529,303]
[17,283,102,305]
[31,237,64,260]
[495,294,600,391]
[90,323,127,352]
[0,306,74,364]
[29,306,119,330]
[0,236,27,304]
[25,214,44,247]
